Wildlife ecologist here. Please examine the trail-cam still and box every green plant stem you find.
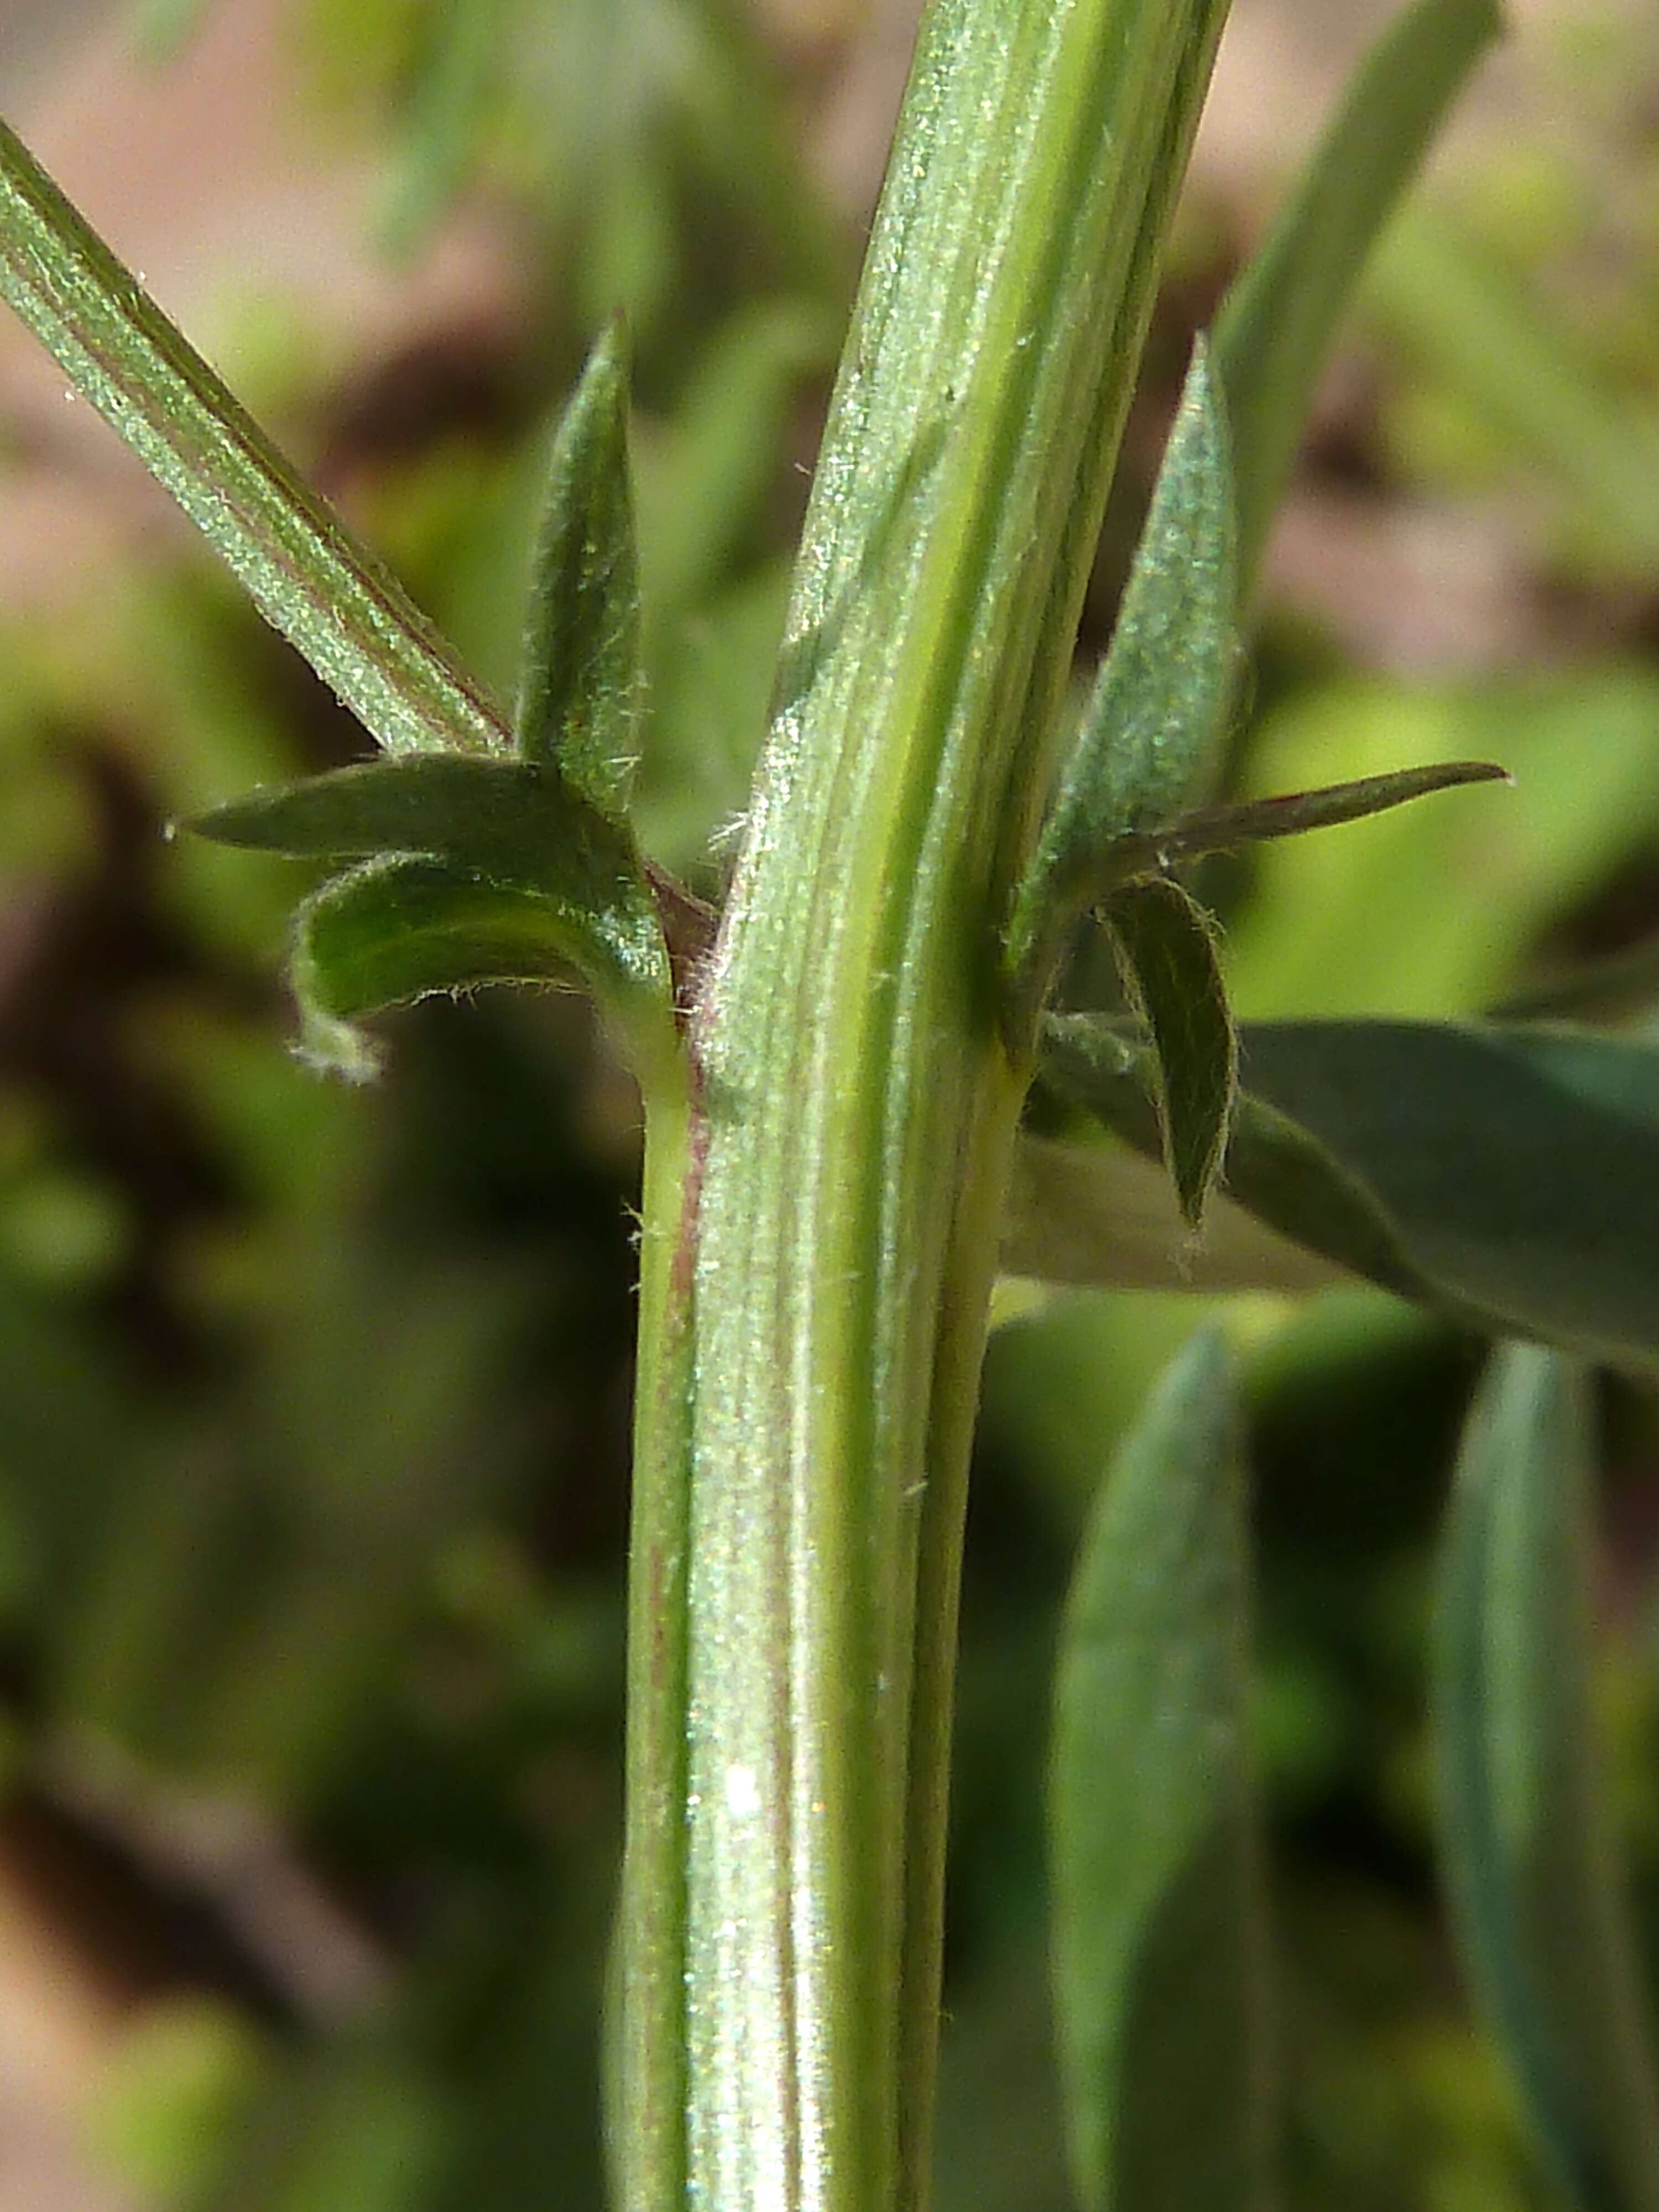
[0,116,507,764]
[615,1057,700,2211]
[617,0,1231,2205]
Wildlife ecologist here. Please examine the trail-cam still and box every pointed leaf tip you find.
[193,754,675,1053]
[1105,877,1237,1230]
[515,322,644,817]
[1020,1015,1659,1369]
[1103,757,1510,882]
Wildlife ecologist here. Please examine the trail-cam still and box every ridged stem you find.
[620,2,1234,2206]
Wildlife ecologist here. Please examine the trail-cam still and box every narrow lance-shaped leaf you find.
[1433,1345,1659,2212]
[191,754,674,1046]
[1104,876,1235,1229]
[0,117,507,762]
[516,322,646,817]
[1051,1326,1274,2212]
[1005,342,1235,1031]
[1213,0,1502,596]
[290,856,627,1082]
[1011,1015,1659,1374]
[1081,757,1511,904]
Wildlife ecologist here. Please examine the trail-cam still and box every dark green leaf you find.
[0,117,508,763]
[192,756,674,1064]
[1050,1326,1273,2212]
[1213,0,1501,595]
[1015,1015,1659,1371]
[1005,345,1235,1020]
[290,857,630,1080]
[1094,758,1509,890]
[515,323,645,816]
[1104,878,1235,1229]
[1433,1345,1659,2212]
[195,755,632,905]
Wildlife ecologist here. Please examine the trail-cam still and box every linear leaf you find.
[1213,0,1501,596]
[1050,1325,1274,2212]
[194,758,672,1042]
[1011,759,1505,1051]
[0,117,507,762]
[515,322,645,815]
[1005,345,1235,1020]
[1433,1345,1659,2212]
[1093,759,1508,891]
[1013,1015,1659,1371]
[1104,877,1235,1229]
[291,857,625,1079]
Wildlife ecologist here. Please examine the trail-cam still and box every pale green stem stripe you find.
[670,1,1233,2207]
[0,116,509,762]
[614,1063,700,2212]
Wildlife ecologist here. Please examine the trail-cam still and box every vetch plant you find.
[6,1,1659,2209]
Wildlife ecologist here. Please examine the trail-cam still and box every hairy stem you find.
[617,2,1234,2206]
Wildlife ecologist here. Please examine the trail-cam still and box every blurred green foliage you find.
[0,2,1654,2208]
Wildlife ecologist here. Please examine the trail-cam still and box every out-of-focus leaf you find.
[1496,933,1659,1025]
[131,0,216,61]
[1214,0,1501,593]
[1016,1015,1659,1371]
[1050,1326,1273,2212]
[1103,878,1235,1229]
[634,300,840,618]
[0,119,508,764]
[1368,208,1659,576]
[90,1999,265,2201]
[515,325,645,818]
[1433,1344,1659,2212]
[190,756,671,1065]
[55,1255,518,1803]
[1003,1136,1349,1296]
[188,2043,444,2212]
[381,0,513,251]
[634,561,792,877]
[289,858,631,1081]
[1005,346,1234,1016]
